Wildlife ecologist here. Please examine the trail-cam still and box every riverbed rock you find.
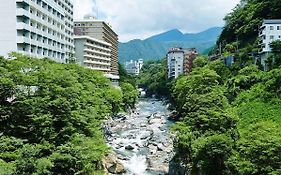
[157,143,165,151]
[140,131,152,140]
[140,123,147,127]
[103,153,126,174]
[125,145,134,150]
[148,145,158,154]
[147,155,169,173]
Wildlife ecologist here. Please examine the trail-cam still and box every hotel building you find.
[74,17,119,80]
[74,35,111,74]
[167,47,197,79]
[0,0,74,63]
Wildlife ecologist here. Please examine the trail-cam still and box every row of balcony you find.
[84,48,111,57]
[84,54,111,62]
[84,59,111,66]
[84,42,111,52]
[16,9,66,35]
[17,37,65,53]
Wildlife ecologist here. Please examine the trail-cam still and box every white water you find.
[124,154,147,175]
[106,99,174,175]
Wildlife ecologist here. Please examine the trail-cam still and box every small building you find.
[259,19,281,67]
[167,47,197,79]
[125,59,143,75]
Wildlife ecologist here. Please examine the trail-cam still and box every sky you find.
[72,0,240,42]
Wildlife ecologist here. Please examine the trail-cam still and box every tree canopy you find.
[0,54,126,174]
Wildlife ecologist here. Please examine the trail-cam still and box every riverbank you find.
[104,98,174,175]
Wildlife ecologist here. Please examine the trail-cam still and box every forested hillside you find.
[139,56,281,174]
[214,0,281,68]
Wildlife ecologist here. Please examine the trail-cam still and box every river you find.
[105,98,174,175]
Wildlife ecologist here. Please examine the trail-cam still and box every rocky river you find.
[104,98,175,175]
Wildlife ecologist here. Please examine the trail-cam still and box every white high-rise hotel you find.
[0,0,74,63]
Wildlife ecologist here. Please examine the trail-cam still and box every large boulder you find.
[103,153,126,174]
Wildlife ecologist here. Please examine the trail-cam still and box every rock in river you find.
[103,153,126,174]
[125,145,134,150]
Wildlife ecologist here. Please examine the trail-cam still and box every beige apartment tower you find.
[74,17,119,80]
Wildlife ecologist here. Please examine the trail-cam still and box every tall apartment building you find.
[259,19,281,67]
[125,59,144,75]
[74,17,119,80]
[167,47,197,79]
[0,0,74,63]
[74,35,111,74]
[167,48,184,79]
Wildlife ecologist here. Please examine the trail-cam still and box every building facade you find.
[125,59,143,75]
[183,48,198,74]
[0,0,74,63]
[167,48,185,79]
[74,35,111,73]
[259,19,281,67]
[167,47,197,79]
[74,17,119,80]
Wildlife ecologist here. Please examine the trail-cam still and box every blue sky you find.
[72,0,240,42]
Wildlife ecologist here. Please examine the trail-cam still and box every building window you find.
[278,26,280,30]
[270,35,274,39]
[270,26,274,30]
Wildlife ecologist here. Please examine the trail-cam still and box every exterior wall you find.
[260,24,281,52]
[183,48,197,74]
[74,18,119,78]
[259,19,281,68]
[0,0,74,63]
[167,48,184,79]
[0,1,17,57]
[73,39,85,65]
[74,36,111,73]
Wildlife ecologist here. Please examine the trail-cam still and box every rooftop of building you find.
[74,35,112,46]
[262,19,281,24]
[167,47,198,54]
[74,17,118,37]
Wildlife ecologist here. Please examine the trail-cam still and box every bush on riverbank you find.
[0,54,124,174]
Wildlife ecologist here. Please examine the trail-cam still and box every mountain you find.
[118,27,222,64]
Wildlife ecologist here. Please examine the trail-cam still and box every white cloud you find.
[72,0,96,20]
[73,0,240,42]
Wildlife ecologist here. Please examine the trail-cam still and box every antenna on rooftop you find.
[97,7,99,19]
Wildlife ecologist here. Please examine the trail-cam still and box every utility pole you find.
[219,42,222,56]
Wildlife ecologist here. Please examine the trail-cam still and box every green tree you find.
[269,40,281,68]
[0,54,123,174]
[120,82,139,110]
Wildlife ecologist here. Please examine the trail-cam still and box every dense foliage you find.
[218,0,281,48]
[212,0,281,69]
[118,63,139,110]
[0,54,126,174]
[171,58,281,174]
[137,59,171,98]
